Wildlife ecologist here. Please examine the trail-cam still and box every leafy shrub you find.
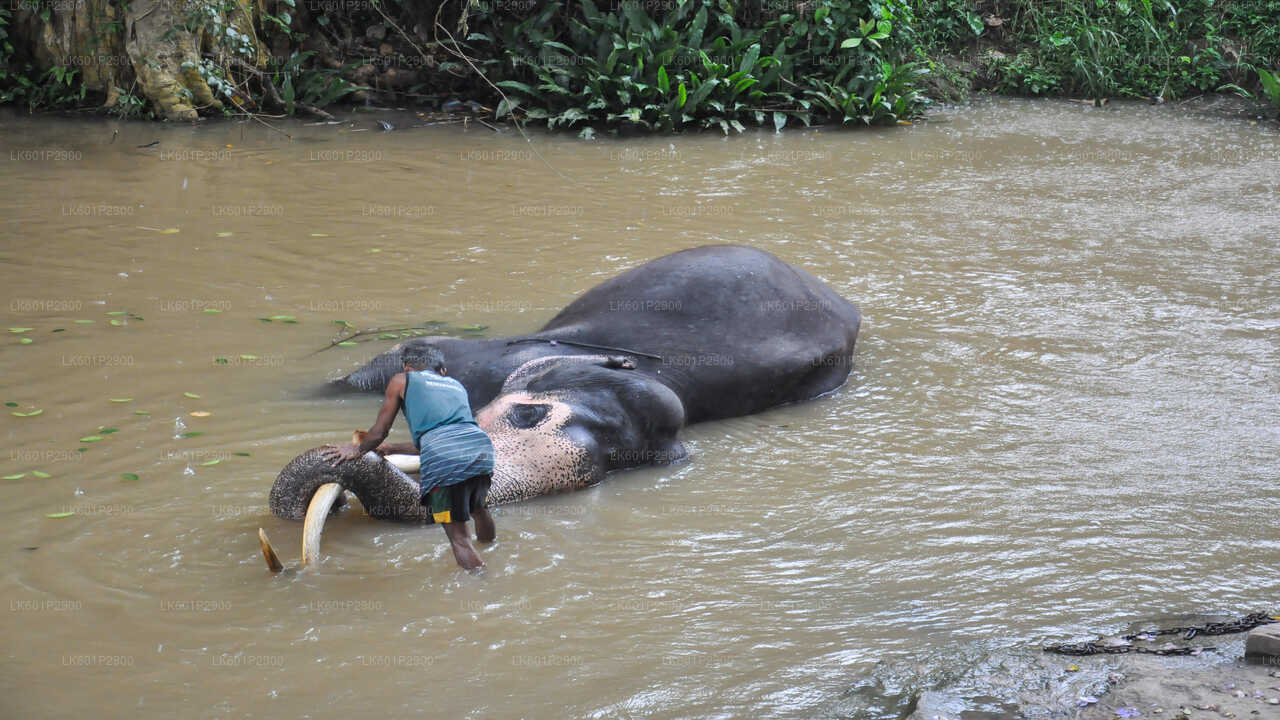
[463,0,928,134]
[1256,67,1280,108]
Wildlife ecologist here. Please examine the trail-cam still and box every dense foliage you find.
[463,0,927,134]
[2,0,1277,127]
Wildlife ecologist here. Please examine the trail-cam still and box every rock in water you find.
[1244,624,1280,661]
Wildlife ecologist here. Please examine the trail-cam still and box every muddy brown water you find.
[0,99,1277,720]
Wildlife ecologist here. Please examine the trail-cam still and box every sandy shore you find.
[1076,653,1280,720]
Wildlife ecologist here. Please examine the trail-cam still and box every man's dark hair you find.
[401,345,446,372]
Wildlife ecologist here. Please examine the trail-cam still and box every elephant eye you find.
[507,403,551,429]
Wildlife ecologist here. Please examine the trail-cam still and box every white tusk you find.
[385,454,419,473]
[301,482,345,568]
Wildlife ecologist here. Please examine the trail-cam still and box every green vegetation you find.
[1257,67,1280,108]
[1,7,88,112]
[2,0,1277,128]
[467,0,926,134]
[910,0,1280,103]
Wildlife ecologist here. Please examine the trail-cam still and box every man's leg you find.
[470,474,495,543]
[442,522,483,570]
[473,506,495,544]
[427,481,484,570]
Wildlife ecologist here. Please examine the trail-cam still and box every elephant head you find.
[475,354,688,504]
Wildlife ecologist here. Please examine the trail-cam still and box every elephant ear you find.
[500,354,635,394]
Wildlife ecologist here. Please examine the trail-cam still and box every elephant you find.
[263,245,861,569]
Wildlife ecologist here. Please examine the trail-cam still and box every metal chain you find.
[1043,612,1277,657]
[1043,642,1217,656]
[1121,612,1277,641]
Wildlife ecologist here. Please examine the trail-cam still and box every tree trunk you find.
[11,0,269,121]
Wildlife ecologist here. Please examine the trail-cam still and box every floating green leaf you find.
[106,311,127,316]
[8,327,33,333]
[459,324,488,331]
[31,470,51,478]
[98,428,119,434]
[45,511,75,519]
[216,232,233,237]
[134,410,151,415]
[214,358,229,364]
[52,328,65,332]
[19,338,33,344]
[80,435,104,443]
[109,398,133,403]
[12,409,43,417]
[333,320,352,327]
[73,319,94,324]
[200,459,222,466]
[269,315,296,321]
[4,402,16,407]
[379,333,399,339]
[239,354,258,360]
[310,233,329,237]
[203,308,222,314]
[338,341,357,347]
[233,452,251,457]
[181,431,204,438]
[121,473,139,481]
[257,318,273,322]
[183,392,201,399]
[3,473,25,480]
[109,319,123,327]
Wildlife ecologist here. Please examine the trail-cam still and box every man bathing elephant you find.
[319,345,497,570]
[264,245,861,569]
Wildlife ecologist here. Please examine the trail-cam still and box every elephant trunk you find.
[266,447,430,569]
[269,447,429,522]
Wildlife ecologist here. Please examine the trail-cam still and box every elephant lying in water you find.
[264,245,861,568]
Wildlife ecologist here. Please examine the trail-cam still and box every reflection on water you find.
[0,99,1277,719]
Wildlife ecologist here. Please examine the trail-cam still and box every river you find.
[1,98,1277,719]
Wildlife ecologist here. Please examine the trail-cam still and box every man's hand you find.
[319,443,364,466]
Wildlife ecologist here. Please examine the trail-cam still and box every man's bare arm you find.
[321,374,406,465]
[356,373,406,453]
[377,441,418,455]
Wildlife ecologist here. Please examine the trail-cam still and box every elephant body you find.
[270,245,861,526]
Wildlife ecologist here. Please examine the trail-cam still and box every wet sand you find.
[1078,655,1280,720]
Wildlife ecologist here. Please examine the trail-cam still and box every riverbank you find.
[893,630,1280,720]
[908,0,1280,106]
[1076,656,1280,720]
[2,1,1277,128]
